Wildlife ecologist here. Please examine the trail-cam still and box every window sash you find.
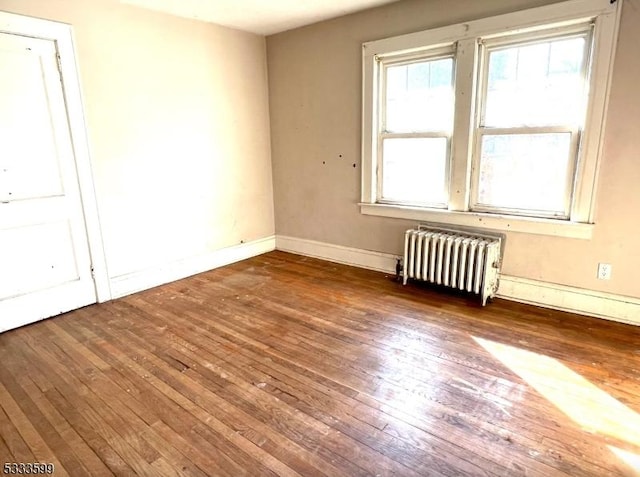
[380,51,455,134]
[469,126,581,219]
[477,27,593,130]
[376,133,451,208]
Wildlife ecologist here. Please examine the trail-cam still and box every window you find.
[473,29,591,218]
[361,0,621,238]
[381,51,454,206]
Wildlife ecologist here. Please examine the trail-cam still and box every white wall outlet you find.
[597,263,612,280]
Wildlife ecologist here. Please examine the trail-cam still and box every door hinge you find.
[90,266,95,279]
[56,54,63,75]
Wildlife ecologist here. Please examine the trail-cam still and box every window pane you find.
[385,58,454,133]
[381,138,448,205]
[484,37,587,127]
[476,133,572,214]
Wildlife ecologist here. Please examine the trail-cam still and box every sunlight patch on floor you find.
[608,446,640,476]
[472,336,640,448]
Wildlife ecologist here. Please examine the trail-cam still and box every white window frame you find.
[471,25,593,219]
[377,46,455,208]
[360,0,622,239]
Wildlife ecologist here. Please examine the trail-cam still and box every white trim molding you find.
[110,235,276,299]
[275,235,640,326]
[360,203,594,239]
[276,235,399,274]
[497,276,640,326]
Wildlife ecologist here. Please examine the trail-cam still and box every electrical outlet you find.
[597,263,612,280]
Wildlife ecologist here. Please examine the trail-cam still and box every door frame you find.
[0,11,111,302]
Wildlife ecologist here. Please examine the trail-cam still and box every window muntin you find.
[378,53,454,207]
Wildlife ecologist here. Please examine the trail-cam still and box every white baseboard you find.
[110,235,276,299]
[497,276,640,326]
[275,235,640,326]
[276,235,398,274]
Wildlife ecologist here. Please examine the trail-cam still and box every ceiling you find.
[119,0,402,35]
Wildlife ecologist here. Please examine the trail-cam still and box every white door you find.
[0,32,97,332]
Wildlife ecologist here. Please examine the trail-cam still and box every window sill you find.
[359,203,594,239]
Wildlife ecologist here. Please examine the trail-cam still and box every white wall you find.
[0,0,275,292]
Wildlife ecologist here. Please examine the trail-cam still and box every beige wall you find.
[0,0,274,279]
[267,0,640,299]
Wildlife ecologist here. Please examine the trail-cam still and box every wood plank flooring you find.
[1,250,639,476]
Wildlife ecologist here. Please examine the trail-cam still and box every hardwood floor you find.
[1,251,639,476]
